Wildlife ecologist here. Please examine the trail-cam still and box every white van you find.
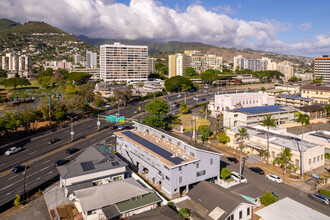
[231,171,247,183]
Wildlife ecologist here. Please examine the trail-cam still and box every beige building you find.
[100,42,148,83]
[314,55,330,83]
[227,126,325,174]
[300,84,330,105]
[275,95,313,107]
[277,61,293,80]
[168,50,222,77]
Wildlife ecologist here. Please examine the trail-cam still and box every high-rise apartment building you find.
[74,54,82,65]
[277,61,293,79]
[314,55,330,83]
[148,57,156,74]
[86,51,97,68]
[100,42,148,82]
[0,52,30,75]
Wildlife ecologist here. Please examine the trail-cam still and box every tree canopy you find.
[145,99,169,117]
[200,70,220,83]
[198,125,212,142]
[164,76,194,92]
[67,72,92,84]
[184,67,197,77]
[288,76,302,82]
[0,77,31,89]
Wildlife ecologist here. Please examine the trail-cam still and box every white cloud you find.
[212,4,235,14]
[0,0,328,56]
[300,22,312,30]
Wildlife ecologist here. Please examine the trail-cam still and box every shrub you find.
[167,201,175,210]
[260,192,279,206]
[318,188,330,198]
[13,194,21,206]
[217,133,230,144]
[325,153,330,159]
[220,168,231,180]
[178,208,190,219]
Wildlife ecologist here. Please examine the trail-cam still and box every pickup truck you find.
[5,147,23,155]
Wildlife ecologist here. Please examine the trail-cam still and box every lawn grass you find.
[174,113,210,132]
[0,80,40,90]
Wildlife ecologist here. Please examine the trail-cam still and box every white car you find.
[193,97,199,101]
[231,171,247,183]
[5,147,22,155]
[177,94,182,98]
[265,174,283,183]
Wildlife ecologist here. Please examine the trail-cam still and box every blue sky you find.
[1,0,329,56]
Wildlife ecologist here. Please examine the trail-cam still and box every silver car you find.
[308,194,329,205]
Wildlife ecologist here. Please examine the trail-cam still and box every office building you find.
[86,50,97,68]
[300,84,330,105]
[223,105,297,128]
[314,55,330,83]
[115,121,222,199]
[100,43,148,83]
[208,93,275,116]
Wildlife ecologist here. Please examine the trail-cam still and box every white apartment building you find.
[208,92,275,116]
[86,51,97,68]
[0,52,31,76]
[227,126,325,174]
[74,53,82,65]
[100,43,148,83]
[168,50,222,77]
[314,55,330,83]
[148,57,156,74]
[223,105,298,128]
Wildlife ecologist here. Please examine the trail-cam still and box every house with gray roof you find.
[73,178,161,220]
[56,145,129,197]
[177,181,256,220]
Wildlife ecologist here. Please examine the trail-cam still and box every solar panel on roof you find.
[81,161,95,171]
[235,105,285,114]
[122,131,184,165]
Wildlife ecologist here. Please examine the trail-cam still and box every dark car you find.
[48,138,61,145]
[54,160,70,166]
[227,157,238,163]
[118,125,126,130]
[249,167,265,175]
[66,148,79,154]
[308,194,330,205]
[110,124,118,130]
[12,165,27,173]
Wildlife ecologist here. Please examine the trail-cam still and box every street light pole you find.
[23,166,26,201]
[295,140,304,180]
[97,114,100,131]
[67,116,75,141]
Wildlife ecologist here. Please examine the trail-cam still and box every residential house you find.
[128,205,183,220]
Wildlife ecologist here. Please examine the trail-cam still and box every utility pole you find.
[295,140,304,180]
[184,92,187,104]
[97,114,100,131]
[48,95,51,126]
[68,116,75,141]
[23,166,26,201]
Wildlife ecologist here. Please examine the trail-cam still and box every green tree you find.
[200,71,219,83]
[234,127,249,182]
[142,115,167,129]
[288,76,302,82]
[260,115,276,165]
[179,102,189,114]
[21,109,37,131]
[67,72,92,84]
[0,111,22,134]
[260,192,279,206]
[273,147,293,175]
[145,99,169,117]
[164,76,193,92]
[184,67,197,77]
[217,132,230,144]
[295,112,310,141]
[38,76,53,88]
[198,125,212,143]
[325,104,330,116]
[260,87,266,92]
[93,95,105,107]
[113,86,133,106]
[178,208,190,219]
[0,77,31,89]
[13,194,21,206]
[220,168,231,179]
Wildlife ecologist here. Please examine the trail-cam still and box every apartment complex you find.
[86,50,97,68]
[314,55,330,83]
[148,57,156,74]
[115,122,222,199]
[275,94,313,107]
[223,105,297,128]
[168,50,222,77]
[208,92,275,116]
[0,52,31,76]
[74,53,82,65]
[227,126,325,174]
[100,43,148,83]
[300,84,330,105]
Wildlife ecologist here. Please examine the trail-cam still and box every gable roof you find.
[128,205,183,220]
[74,178,157,212]
[187,181,253,220]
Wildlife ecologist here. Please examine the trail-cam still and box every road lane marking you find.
[87,124,93,127]
[6,192,11,196]
[0,163,5,167]
[40,166,49,172]
[8,175,18,180]
[1,183,14,191]
[65,154,75,159]
[28,151,36,155]
[76,133,81,136]
[42,159,51,164]
[48,171,53,174]
[90,139,97,142]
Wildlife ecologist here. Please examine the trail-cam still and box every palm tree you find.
[234,127,249,183]
[260,115,276,165]
[295,112,310,141]
[179,103,189,114]
[273,147,293,175]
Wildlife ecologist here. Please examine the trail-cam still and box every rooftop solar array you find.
[122,131,184,165]
[234,105,286,114]
[277,94,311,101]
[81,161,95,171]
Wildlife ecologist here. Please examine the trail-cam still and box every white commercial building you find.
[223,105,298,128]
[100,43,148,83]
[86,51,97,68]
[208,92,275,116]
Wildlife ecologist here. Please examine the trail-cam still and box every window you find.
[210,158,213,165]
[166,176,170,181]
[247,207,250,216]
[295,159,299,166]
[321,154,323,160]
[164,165,169,170]
[309,159,311,165]
[239,210,242,219]
[196,162,199,169]
[179,166,182,172]
[179,176,182,183]
[227,215,234,220]
[197,170,206,176]
[317,156,320,161]
[272,151,275,158]
[313,157,316,163]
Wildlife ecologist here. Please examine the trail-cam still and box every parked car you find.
[308,194,330,205]
[5,147,23,155]
[193,97,199,101]
[177,94,182,98]
[54,160,70,166]
[118,125,126,130]
[48,138,61,145]
[227,157,238,163]
[12,165,27,173]
[265,174,283,183]
[249,167,265,175]
[231,171,247,183]
[66,148,79,154]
